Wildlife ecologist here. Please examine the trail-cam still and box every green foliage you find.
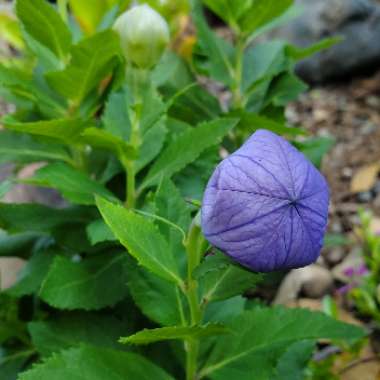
[200,307,365,379]
[96,197,183,285]
[28,313,126,356]
[0,1,358,379]
[16,0,72,60]
[140,118,238,190]
[39,253,129,310]
[121,324,228,345]
[45,30,121,107]
[18,346,174,380]
[26,163,118,205]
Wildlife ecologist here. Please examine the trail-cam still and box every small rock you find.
[357,191,373,203]
[325,247,346,265]
[273,264,333,305]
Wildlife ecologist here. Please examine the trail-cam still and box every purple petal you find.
[201,129,330,272]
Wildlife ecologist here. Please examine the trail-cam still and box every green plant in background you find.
[343,210,380,323]
[0,0,364,379]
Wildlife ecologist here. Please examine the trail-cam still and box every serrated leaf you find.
[200,307,366,379]
[136,119,167,173]
[102,86,132,140]
[120,324,228,345]
[28,313,126,356]
[239,0,294,36]
[2,117,89,144]
[39,252,129,310]
[236,112,304,137]
[199,252,262,304]
[198,254,263,303]
[0,130,72,165]
[86,219,116,245]
[96,198,182,285]
[46,30,120,105]
[192,0,234,85]
[140,118,238,190]
[18,345,174,380]
[274,340,315,380]
[0,203,93,233]
[26,163,118,205]
[80,127,137,161]
[16,0,71,60]
[7,250,54,297]
[126,258,186,326]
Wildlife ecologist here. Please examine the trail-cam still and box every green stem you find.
[184,221,205,380]
[125,161,135,209]
[231,37,246,110]
[57,0,68,23]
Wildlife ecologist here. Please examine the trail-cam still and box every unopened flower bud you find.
[114,4,170,69]
[201,130,330,273]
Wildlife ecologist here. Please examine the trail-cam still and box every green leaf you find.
[140,118,238,190]
[2,117,89,144]
[39,252,129,310]
[136,119,167,173]
[0,130,72,165]
[16,0,72,60]
[96,198,182,285]
[243,40,288,92]
[200,307,366,379]
[0,231,40,258]
[102,86,132,141]
[295,137,335,168]
[7,250,54,297]
[28,313,126,356]
[155,179,190,256]
[120,324,229,345]
[18,345,174,380]
[264,72,308,107]
[274,340,315,380]
[236,112,304,137]
[197,253,263,303]
[68,0,119,35]
[26,163,118,205]
[45,30,120,105]
[86,219,116,245]
[286,36,343,61]
[0,203,93,233]
[192,0,234,85]
[202,0,252,29]
[239,0,294,36]
[126,258,186,326]
[80,127,137,161]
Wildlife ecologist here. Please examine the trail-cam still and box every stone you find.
[269,0,380,83]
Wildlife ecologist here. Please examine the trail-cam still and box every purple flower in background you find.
[201,129,330,272]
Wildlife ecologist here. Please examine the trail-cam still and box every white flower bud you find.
[114,4,170,69]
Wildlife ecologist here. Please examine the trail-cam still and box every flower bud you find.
[201,130,329,273]
[114,4,170,69]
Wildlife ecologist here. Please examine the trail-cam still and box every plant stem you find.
[125,161,135,209]
[231,37,246,110]
[184,221,204,380]
[57,0,68,23]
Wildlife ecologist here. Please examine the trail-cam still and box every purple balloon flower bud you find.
[201,129,329,272]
